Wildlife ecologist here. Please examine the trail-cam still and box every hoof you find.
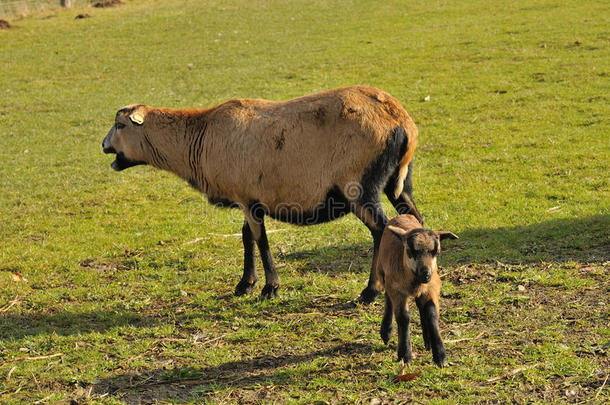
[380,326,393,345]
[234,279,257,296]
[398,353,412,365]
[358,287,380,304]
[258,284,279,301]
[433,348,447,368]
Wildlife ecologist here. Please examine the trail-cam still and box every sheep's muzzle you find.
[108,152,145,171]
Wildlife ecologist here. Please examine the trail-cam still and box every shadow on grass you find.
[445,214,609,265]
[93,341,379,404]
[284,214,609,271]
[0,308,157,341]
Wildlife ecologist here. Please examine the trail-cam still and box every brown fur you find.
[377,214,457,366]
[107,86,416,211]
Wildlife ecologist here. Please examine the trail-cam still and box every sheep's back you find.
[202,86,414,212]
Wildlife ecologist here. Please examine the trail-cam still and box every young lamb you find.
[377,214,457,367]
[102,85,422,302]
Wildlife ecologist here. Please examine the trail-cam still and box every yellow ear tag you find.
[129,112,144,125]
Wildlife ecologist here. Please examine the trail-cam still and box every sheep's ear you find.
[387,225,408,240]
[436,231,458,241]
[129,111,145,125]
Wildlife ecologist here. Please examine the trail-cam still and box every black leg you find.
[380,293,394,344]
[360,228,384,304]
[247,212,279,301]
[420,300,446,367]
[416,298,431,350]
[234,219,258,296]
[353,201,388,304]
[395,300,412,364]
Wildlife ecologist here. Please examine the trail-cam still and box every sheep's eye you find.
[116,122,126,130]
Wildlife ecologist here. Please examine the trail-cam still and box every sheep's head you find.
[388,225,458,284]
[102,105,149,171]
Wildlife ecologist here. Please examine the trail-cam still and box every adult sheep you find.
[102,85,422,302]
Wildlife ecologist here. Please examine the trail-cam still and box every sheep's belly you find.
[266,185,351,225]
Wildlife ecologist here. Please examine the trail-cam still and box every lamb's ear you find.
[129,111,145,125]
[387,225,408,240]
[436,231,458,241]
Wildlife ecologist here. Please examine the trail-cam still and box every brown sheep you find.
[102,85,422,301]
[377,214,457,367]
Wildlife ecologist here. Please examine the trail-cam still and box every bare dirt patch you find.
[0,19,12,30]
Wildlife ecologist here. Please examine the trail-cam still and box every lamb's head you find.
[388,225,458,284]
[102,105,149,171]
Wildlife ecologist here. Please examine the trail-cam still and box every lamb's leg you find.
[245,207,279,300]
[394,296,412,364]
[234,219,258,296]
[352,200,388,304]
[419,299,446,367]
[416,298,432,350]
[380,293,394,344]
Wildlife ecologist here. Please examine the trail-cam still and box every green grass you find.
[1,0,609,403]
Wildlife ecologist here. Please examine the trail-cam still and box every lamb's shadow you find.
[93,341,379,404]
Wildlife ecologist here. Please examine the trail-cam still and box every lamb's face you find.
[387,224,458,284]
[404,230,440,284]
[102,105,148,171]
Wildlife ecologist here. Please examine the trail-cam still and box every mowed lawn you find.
[0,0,608,403]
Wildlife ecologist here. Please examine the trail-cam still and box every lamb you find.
[101,85,422,302]
[377,214,457,367]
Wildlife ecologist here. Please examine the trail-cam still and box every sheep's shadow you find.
[444,214,609,265]
[0,308,159,341]
[282,214,609,271]
[92,341,379,404]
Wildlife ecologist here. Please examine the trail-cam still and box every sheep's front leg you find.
[245,209,279,300]
[234,219,258,296]
[394,296,412,364]
[418,298,446,367]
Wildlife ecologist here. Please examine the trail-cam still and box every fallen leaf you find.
[12,272,27,282]
[393,372,421,383]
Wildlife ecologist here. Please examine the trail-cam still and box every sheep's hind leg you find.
[353,200,388,304]
[234,219,258,296]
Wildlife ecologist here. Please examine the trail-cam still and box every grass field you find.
[1,0,609,403]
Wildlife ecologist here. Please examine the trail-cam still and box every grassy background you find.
[1,0,608,403]
[0,0,91,19]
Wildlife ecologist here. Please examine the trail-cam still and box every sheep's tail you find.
[393,125,418,199]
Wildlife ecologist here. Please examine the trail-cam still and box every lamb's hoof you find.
[380,327,393,345]
[358,287,380,304]
[258,284,279,301]
[432,349,447,368]
[398,353,412,365]
[234,279,257,296]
